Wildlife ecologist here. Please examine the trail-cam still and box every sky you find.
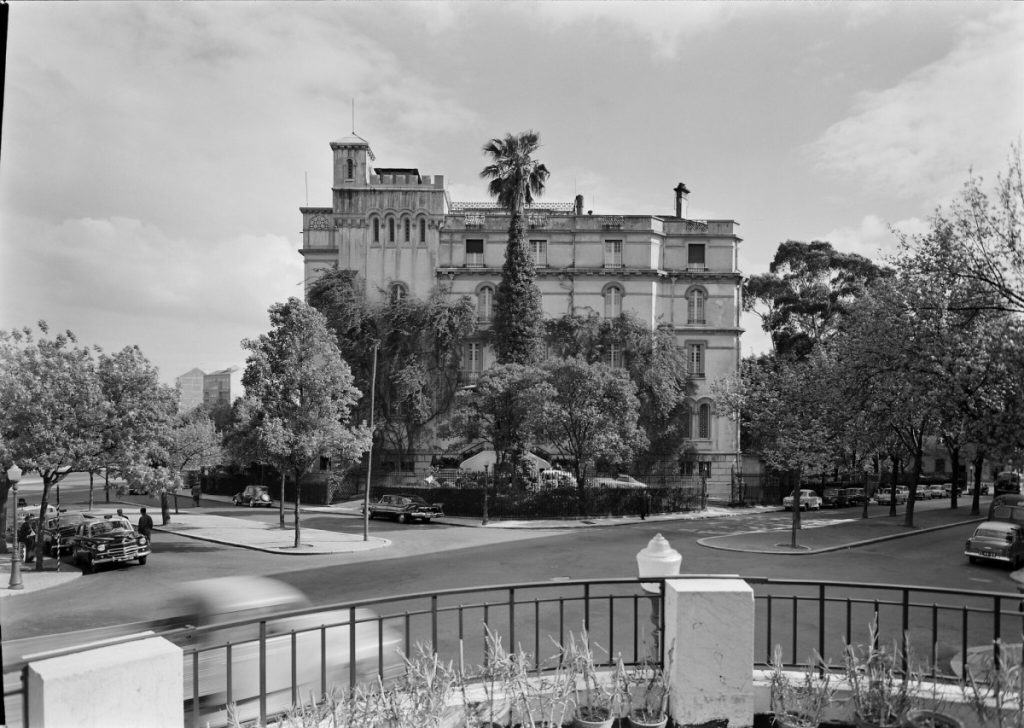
[2,2,1022,384]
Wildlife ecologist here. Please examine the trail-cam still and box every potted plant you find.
[563,628,616,728]
[624,650,672,728]
[768,646,834,728]
[842,623,917,728]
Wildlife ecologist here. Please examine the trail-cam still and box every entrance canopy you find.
[458,450,551,473]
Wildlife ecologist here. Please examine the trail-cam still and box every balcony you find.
[7,577,1010,728]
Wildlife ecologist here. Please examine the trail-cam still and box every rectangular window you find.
[608,343,623,369]
[688,343,705,377]
[464,342,482,383]
[466,239,484,267]
[530,240,547,267]
[698,404,711,439]
[698,461,711,477]
[604,240,623,268]
[688,244,706,271]
[688,291,706,324]
[680,461,695,477]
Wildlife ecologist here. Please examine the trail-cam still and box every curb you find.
[697,517,984,554]
[151,525,392,555]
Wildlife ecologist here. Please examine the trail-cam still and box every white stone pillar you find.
[664,578,754,727]
[28,636,183,728]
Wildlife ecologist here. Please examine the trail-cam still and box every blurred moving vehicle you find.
[177,576,402,727]
[232,485,274,507]
[591,475,647,489]
[367,494,444,523]
[996,472,1021,496]
[965,521,1024,568]
[538,469,577,489]
[782,490,821,511]
[840,488,866,507]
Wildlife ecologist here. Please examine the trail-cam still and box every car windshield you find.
[975,527,1014,541]
[404,496,428,505]
[92,519,130,535]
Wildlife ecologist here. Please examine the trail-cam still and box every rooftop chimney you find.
[575,194,584,216]
[674,183,690,218]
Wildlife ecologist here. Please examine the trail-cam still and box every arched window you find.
[419,219,426,243]
[688,290,706,324]
[389,283,407,303]
[698,403,711,439]
[604,286,622,319]
[477,286,494,323]
[404,219,411,243]
[372,218,380,243]
[388,218,396,243]
[346,159,355,179]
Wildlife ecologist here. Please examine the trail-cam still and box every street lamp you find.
[482,464,489,526]
[636,533,682,659]
[8,464,24,590]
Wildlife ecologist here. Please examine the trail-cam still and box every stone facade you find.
[300,134,743,500]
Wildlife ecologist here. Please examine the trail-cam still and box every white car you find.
[925,485,946,499]
[782,489,821,511]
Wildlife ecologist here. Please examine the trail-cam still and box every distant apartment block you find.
[176,366,245,412]
[176,368,206,413]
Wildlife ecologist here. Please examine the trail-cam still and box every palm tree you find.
[480,130,550,365]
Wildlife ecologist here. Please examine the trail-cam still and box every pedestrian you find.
[639,489,649,520]
[116,508,124,519]
[17,515,36,563]
[191,483,202,508]
[137,507,154,545]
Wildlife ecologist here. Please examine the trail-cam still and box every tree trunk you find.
[791,469,801,549]
[160,492,170,525]
[89,471,95,511]
[948,445,961,510]
[104,468,110,503]
[0,478,10,555]
[293,471,302,549]
[972,450,985,517]
[905,447,923,528]
[35,476,55,571]
[279,472,286,529]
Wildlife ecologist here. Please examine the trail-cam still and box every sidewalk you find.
[0,497,987,598]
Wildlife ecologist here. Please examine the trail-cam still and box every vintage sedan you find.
[367,494,444,524]
[232,485,274,507]
[782,490,821,511]
[30,510,90,556]
[69,514,150,572]
[965,521,1024,568]
[839,488,867,507]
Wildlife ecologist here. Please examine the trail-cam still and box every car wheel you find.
[138,555,147,566]
[423,518,431,524]
[397,513,408,524]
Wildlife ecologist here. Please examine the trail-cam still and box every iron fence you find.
[5,577,1024,728]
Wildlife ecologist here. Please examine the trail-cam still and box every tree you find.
[544,313,694,474]
[241,299,370,548]
[744,240,893,359]
[308,268,476,471]
[535,358,644,514]
[0,323,106,569]
[94,346,178,509]
[897,143,1024,317]
[443,364,553,482]
[480,130,549,365]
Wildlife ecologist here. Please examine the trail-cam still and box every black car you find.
[821,488,841,508]
[232,485,274,507]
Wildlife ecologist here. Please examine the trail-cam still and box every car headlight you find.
[137,538,146,545]
[97,544,107,552]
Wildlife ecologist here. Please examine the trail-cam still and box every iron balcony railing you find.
[5,577,1024,728]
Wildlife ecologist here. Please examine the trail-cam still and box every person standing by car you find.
[17,515,36,563]
[138,507,154,545]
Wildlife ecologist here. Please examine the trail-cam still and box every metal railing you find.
[5,577,1024,728]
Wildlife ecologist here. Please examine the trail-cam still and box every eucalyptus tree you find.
[744,240,893,359]
[241,298,371,548]
[897,143,1024,316]
[480,130,550,365]
[544,313,693,474]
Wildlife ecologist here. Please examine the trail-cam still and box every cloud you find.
[806,7,1024,202]
[816,214,932,263]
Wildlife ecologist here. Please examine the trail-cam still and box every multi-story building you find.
[176,367,206,413]
[299,134,744,500]
[203,366,244,408]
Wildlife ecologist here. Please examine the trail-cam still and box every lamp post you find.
[8,464,24,590]
[636,533,681,660]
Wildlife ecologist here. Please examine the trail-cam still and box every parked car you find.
[69,514,151,573]
[29,510,90,556]
[988,494,1024,525]
[965,521,1024,568]
[924,484,947,499]
[782,489,821,511]
[821,488,841,508]
[367,494,444,524]
[876,488,908,505]
[175,576,403,727]
[232,485,273,507]
[538,469,577,489]
[841,488,866,507]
